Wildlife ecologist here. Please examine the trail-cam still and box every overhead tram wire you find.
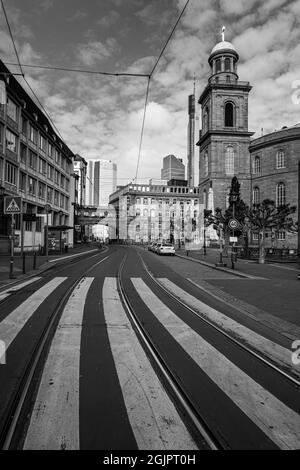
[133,0,191,181]
[4,62,151,79]
[0,0,24,77]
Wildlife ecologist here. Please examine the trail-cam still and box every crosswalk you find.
[1,276,300,449]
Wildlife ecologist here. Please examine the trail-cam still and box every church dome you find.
[211,41,236,55]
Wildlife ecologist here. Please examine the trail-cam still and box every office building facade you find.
[86,159,117,207]
[161,154,185,181]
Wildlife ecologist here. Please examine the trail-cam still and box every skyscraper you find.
[161,155,185,181]
[187,92,200,186]
[86,159,117,207]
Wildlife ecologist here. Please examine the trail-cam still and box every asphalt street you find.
[0,245,299,450]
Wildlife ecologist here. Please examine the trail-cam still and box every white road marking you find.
[0,277,41,302]
[132,278,300,450]
[0,277,67,349]
[24,277,94,450]
[158,278,294,374]
[103,277,197,450]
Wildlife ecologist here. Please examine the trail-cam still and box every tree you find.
[246,199,296,264]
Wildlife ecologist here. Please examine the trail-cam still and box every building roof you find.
[211,40,236,55]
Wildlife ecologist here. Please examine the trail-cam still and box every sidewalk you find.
[0,243,102,288]
[176,248,299,280]
[176,247,300,329]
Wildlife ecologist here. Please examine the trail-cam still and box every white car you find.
[157,243,175,256]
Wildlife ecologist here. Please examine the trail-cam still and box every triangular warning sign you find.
[6,198,20,212]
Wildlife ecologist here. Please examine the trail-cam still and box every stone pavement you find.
[0,243,102,288]
[175,247,300,329]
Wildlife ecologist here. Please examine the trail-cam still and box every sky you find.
[1,0,300,185]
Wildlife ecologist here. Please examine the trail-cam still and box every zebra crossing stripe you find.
[158,278,293,373]
[102,277,197,450]
[0,277,42,302]
[24,277,94,450]
[132,278,300,450]
[0,277,67,350]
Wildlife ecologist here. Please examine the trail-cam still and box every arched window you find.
[253,156,261,174]
[253,186,260,204]
[203,107,209,133]
[143,209,148,217]
[216,59,221,72]
[276,150,285,169]
[224,102,234,127]
[276,183,286,206]
[204,150,208,176]
[225,58,231,71]
[225,146,235,175]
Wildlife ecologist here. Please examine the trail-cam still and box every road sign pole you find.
[9,213,15,279]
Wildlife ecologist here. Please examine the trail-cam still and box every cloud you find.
[67,10,87,22]
[97,10,120,28]
[77,39,118,66]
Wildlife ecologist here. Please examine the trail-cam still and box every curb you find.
[0,247,108,293]
[175,253,258,279]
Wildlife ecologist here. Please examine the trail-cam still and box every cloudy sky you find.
[1,0,300,184]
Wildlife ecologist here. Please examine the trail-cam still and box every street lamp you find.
[44,204,51,262]
[58,210,63,254]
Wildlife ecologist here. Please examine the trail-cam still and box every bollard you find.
[22,252,26,274]
[9,256,15,279]
[33,252,37,270]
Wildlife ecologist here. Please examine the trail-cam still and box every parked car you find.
[148,243,154,251]
[150,242,158,252]
[157,243,175,256]
[153,243,161,253]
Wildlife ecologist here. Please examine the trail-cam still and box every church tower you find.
[198,27,254,214]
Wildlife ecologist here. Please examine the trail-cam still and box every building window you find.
[39,158,46,175]
[20,144,27,164]
[226,187,231,207]
[29,150,37,170]
[225,146,235,175]
[29,125,38,144]
[276,150,285,169]
[278,231,286,240]
[225,58,231,72]
[21,115,27,136]
[19,172,26,191]
[203,107,209,133]
[48,164,54,180]
[4,162,17,185]
[143,198,148,204]
[38,182,45,199]
[252,233,259,241]
[253,156,261,174]
[54,190,59,206]
[276,182,286,206]
[253,186,260,204]
[7,98,18,122]
[28,177,36,195]
[39,134,47,152]
[6,129,17,153]
[48,142,54,158]
[216,59,221,72]
[143,209,148,217]
[204,150,208,176]
[47,186,53,202]
[224,102,234,127]
[55,149,60,165]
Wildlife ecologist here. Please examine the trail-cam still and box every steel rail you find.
[117,253,223,450]
[0,253,111,449]
[138,252,300,388]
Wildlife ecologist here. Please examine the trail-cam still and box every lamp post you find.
[45,204,51,262]
[58,210,63,254]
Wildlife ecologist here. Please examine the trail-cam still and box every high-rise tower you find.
[187,82,200,187]
[197,27,254,211]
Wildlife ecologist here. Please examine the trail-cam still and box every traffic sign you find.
[4,196,22,214]
[228,218,239,230]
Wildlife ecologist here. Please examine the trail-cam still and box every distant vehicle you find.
[148,243,155,251]
[155,243,163,253]
[157,243,175,256]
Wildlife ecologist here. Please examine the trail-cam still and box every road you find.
[0,245,299,450]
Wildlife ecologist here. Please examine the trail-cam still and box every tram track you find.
[0,251,111,450]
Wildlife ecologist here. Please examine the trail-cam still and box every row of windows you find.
[253,151,286,173]
[133,197,199,205]
[253,183,286,206]
[20,145,70,191]
[19,172,69,209]
[128,185,200,194]
[133,209,199,218]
